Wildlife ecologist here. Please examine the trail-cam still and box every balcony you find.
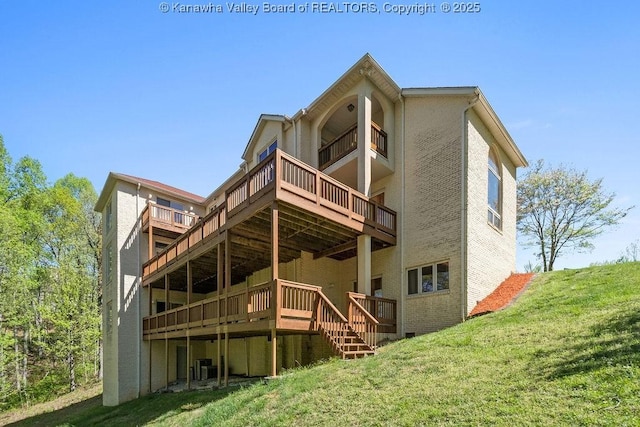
[318,122,388,170]
[142,203,199,237]
[142,149,397,283]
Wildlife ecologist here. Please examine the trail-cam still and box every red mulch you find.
[468,273,535,318]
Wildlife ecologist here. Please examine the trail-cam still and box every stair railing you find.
[347,293,379,350]
[314,291,351,356]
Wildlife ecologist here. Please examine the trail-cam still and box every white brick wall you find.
[401,96,468,335]
[465,110,517,314]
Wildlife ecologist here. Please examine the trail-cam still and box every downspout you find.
[289,116,298,158]
[399,93,406,338]
[136,182,141,398]
[461,93,480,322]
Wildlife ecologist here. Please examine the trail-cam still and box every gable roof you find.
[298,53,402,122]
[241,114,287,162]
[94,172,205,212]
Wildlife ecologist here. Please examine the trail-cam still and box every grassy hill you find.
[6,263,640,426]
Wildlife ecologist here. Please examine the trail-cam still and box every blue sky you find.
[1,1,638,269]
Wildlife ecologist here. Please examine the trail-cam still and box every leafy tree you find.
[0,136,101,406]
[517,160,633,271]
[40,175,101,392]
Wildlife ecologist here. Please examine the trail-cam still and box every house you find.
[94,54,527,406]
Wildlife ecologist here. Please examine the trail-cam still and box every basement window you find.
[407,261,449,295]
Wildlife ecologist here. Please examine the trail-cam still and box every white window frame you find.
[488,147,502,230]
[407,261,450,296]
[105,201,112,233]
[258,140,278,163]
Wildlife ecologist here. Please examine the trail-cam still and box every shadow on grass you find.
[7,387,237,427]
[533,309,640,380]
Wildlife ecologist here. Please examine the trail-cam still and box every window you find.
[157,197,171,207]
[372,277,382,297]
[106,300,113,338]
[371,192,385,205]
[105,243,113,289]
[488,148,502,229]
[157,197,188,225]
[407,261,449,295]
[105,201,112,233]
[258,141,277,162]
[155,242,169,256]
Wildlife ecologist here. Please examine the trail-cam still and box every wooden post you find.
[271,202,279,281]
[186,261,192,390]
[164,274,169,315]
[224,332,229,387]
[148,340,152,393]
[164,337,169,390]
[271,328,277,377]
[271,203,281,330]
[187,261,192,308]
[186,334,191,390]
[225,233,231,324]
[217,243,223,321]
[217,332,222,387]
[148,221,154,260]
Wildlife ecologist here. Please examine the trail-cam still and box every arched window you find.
[488,148,502,229]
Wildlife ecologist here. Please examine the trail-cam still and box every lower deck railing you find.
[142,280,397,341]
[348,292,397,334]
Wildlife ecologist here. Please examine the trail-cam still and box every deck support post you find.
[224,332,229,387]
[271,328,277,377]
[164,274,169,316]
[271,202,279,281]
[217,243,223,322]
[164,273,169,391]
[186,261,192,390]
[271,202,279,378]
[225,234,231,324]
[217,332,222,387]
[164,337,169,390]
[148,340,152,393]
[148,221,153,260]
[186,334,191,390]
[357,235,372,295]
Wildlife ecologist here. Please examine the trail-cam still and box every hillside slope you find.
[185,263,640,426]
[12,263,639,426]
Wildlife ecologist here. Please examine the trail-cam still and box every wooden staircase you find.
[314,290,377,359]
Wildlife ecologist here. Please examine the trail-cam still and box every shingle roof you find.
[115,173,206,204]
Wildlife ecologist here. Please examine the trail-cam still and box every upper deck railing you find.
[142,149,397,280]
[318,122,388,170]
[142,203,199,233]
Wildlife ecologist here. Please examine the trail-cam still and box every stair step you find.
[342,350,375,359]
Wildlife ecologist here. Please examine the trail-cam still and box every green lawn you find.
[7,262,640,426]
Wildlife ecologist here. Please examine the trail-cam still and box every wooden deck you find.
[142,149,397,285]
[143,279,397,355]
